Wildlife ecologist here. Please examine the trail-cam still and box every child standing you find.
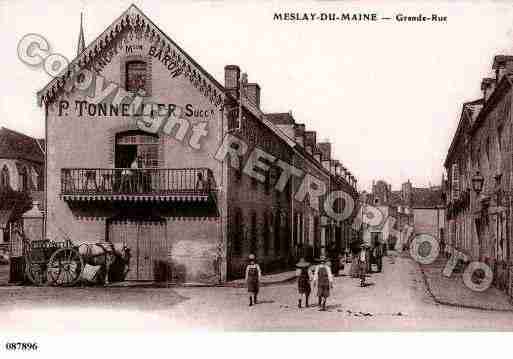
[358,246,368,287]
[295,258,312,308]
[312,256,334,311]
[245,254,261,306]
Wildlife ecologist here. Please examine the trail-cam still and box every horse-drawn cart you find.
[15,227,130,286]
[24,238,84,286]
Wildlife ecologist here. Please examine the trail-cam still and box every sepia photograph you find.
[2,0,513,356]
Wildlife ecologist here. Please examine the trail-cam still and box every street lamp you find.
[472,171,484,195]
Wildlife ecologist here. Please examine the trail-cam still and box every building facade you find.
[0,127,44,245]
[444,54,513,294]
[36,5,359,283]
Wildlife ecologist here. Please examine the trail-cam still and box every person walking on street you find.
[312,256,334,311]
[358,246,368,287]
[245,254,261,306]
[296,258,312,308]
[373,243,383,273]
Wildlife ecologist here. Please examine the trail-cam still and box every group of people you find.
[244,242,387,310]
[245,254,335,311]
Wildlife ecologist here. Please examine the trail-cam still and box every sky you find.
[2,0,513,192]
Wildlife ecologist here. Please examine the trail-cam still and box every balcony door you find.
[115,130,159,168]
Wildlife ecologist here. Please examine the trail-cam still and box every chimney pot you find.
[224,65,240,90]
[245,83,261,109]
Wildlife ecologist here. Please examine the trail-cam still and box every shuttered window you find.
[0,166,9,190]
[126,60,148,94]
[452,163,459,201]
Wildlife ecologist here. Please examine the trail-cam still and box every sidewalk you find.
[224,270,297,288]
[105,270,297,288]
[417,255,513,311]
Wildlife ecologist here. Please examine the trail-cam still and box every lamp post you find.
[472,171,484,195]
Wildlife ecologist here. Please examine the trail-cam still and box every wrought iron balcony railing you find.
[61,168,215,195]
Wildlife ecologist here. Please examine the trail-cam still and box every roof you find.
[0,127,44,163]
[410,187,444,208]
[443,98,483,167]
[265,112,295,125]
[492,55,513,69]
[470,74,513,135]
[38,4,225,107]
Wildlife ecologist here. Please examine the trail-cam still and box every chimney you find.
[244,83,260,109]
[481,78,496,102]
[267,112,295,138]
[304,131,317,155]
[330,160,338,176]
[313,148,322,163]
[335,163,341,177]
[294,123,305,147]
[318,142,331,170]
[493,55,513,83]
[224,65,240,97]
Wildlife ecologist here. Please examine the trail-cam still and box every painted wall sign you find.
[57,100,215,119]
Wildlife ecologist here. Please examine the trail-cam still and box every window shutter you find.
[452,163,459,200]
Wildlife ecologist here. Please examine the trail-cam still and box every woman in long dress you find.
[312,256,334,311]
[245,254,262,306]
[358,246,368,287]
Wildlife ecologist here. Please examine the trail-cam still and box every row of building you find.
[4,5,360,283]
[444,55,513,295]
[360,179,445,251]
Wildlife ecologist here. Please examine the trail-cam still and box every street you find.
[1,253,513,331]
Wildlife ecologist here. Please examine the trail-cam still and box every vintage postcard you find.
[1,0,513,355]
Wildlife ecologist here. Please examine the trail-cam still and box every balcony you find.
[61,168,216,203]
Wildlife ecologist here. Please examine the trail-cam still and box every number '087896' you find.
[5,342,38,351]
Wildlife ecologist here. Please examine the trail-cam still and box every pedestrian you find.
[295,257,312,308]
[312,255,334,311]
[245,254,261,306]
[373,243,383,273]
[358,246,368,287]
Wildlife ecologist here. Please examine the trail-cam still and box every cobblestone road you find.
[2,254,513,331]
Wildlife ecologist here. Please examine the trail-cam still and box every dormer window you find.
[126,60,148,94]
[0,165,9,190]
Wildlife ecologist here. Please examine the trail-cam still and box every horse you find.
[78,242,131,285]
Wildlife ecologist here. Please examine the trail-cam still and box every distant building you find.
[362,179,444,250]
[0,127,45,244]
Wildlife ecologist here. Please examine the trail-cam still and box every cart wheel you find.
[47,248,84,286]
[25,260,50,286]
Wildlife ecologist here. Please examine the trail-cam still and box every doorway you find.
[108,218,167,281]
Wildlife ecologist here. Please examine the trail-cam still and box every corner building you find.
[39,5,359,283]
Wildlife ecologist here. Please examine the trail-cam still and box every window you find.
[0,166,9,190]
[263,212,270,256]
[451,163,459,201]
[250,212,257,254]
[274,211,281,254]
[125,60,148,94]
[283,214,290,254]
[115,131,159,168]
[486,138,490,164]
[264,170,271,194]
[232,209,243,256]
[497,126,503,170]
[20,167,28,191]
